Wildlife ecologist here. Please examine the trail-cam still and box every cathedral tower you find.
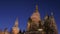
[27,4,41,31]
[31,4,41,22]
[49,12,58,34]
[26,4,45,34]
[43,12,58,34]
[12,18,19,34]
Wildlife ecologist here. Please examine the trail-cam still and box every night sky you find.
[0,0,60,34]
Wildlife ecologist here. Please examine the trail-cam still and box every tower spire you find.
[14,17,18,27]
[31,4,41,22]
[35,4,38,12]
[12,17,19,34]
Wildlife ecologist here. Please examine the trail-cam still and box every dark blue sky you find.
[0,0,60,34]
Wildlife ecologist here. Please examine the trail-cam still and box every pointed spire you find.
[14,17,19,27]
[31,4,41,22]
[35,4,38,12]
[12,17,19,34]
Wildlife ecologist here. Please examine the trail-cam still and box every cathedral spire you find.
[35,4,38,12]
[12,17,19,34]
[14,17,18,27]
[31,4,41,22]
[27,4,41,31]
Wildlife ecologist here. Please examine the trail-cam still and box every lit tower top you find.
[31,4,41,22]
[12,17,19,34]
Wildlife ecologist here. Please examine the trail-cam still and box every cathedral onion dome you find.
[31,4,41,22]
[12,18,19,34]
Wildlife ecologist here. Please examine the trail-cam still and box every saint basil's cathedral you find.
[0,4,58,34]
